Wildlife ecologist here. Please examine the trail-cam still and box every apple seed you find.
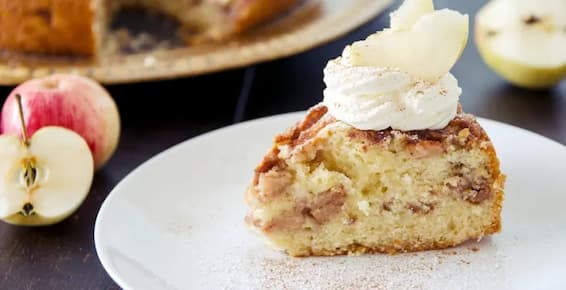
[21,203,34,216]
[523,15,541,25]
[22,159,38,189]
[486,30,498,37]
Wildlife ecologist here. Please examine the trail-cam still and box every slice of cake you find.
[244,0,505,257]
[0,0,300,56]
[245,104,504,256]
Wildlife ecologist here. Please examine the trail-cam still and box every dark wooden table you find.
[0,1,564,289]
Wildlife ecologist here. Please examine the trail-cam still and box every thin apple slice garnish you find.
[345,9,468,82]
[475,0,566,88]
[390,0,434,30]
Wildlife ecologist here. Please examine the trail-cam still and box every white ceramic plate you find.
[95,112,566,290]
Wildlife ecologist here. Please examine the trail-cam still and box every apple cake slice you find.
[245,105,504,256]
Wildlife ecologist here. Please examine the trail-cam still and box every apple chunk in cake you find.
[245,105,504,257]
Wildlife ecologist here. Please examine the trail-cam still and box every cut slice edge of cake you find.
[245,104,505,257]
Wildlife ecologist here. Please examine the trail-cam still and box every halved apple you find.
[0,127,94,226]
[476,0,566,89]
[345,8,468,82]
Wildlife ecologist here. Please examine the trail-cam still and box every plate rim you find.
[94,111,566,289]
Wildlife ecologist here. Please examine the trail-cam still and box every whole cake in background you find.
[245,0,505,257]
[0,0,300,56]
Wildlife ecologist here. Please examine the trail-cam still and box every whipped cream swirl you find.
[323,58,461,131]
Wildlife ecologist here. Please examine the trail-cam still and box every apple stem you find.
[15,94,30,146]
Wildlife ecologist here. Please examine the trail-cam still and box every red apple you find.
[1,74,120,170]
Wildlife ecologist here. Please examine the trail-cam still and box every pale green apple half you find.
[475,0,566,89]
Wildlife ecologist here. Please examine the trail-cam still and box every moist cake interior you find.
[108,0,231,37]
[97,0,233,53]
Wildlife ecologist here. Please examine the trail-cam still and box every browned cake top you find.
[254,104,496,185]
